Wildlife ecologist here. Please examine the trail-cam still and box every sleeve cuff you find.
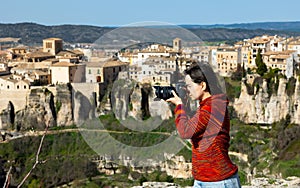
[174,104,183,115]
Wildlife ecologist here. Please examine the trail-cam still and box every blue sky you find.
[1,0,300,26]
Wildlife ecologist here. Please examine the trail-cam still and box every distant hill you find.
[0,23,113,45]
[180,21,300,31]
[0,22,300,46]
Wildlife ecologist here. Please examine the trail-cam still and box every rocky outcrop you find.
[111,79,136,120]
[243,176,300,188]
[132,182,183,188]
[56,84,74,126]
[15,88,56,130]
[0,101,14,130]
[233,78,300,124]
[0,84,74,130]
[110,79,172,121]
[164,156,192,179]
[93,154,192,180]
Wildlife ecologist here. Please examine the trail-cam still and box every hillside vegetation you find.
[1,22,300,45]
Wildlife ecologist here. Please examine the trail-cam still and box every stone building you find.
[0,76,30,91]
[43,38,63,55]
[215,46,241,77]
[85,61,104,83]
[50,62,86,84]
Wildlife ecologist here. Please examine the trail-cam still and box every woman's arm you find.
[174,104,210,139]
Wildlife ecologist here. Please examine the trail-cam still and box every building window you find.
[96,76,101,82]
[7,85,9,89]
[89,69,91,74]
[97,69,100,74]
[17,85,19,89]
[24,85,26,89]
[46,42,52,48]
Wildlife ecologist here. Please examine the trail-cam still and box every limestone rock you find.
[15,88,56,130]
[55,84,73,126]
[0,101,14,130]
[110,79,173,121]
[233,78,299,124]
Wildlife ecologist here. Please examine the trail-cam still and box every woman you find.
[167,61,241,188]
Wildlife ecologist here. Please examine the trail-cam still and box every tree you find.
[255,48,268,76]
[231,63,243,81]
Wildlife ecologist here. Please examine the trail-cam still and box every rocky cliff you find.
[14,88,56,130]
[234,77,300,124]
[110,79,172,121]
[0,84,74,130]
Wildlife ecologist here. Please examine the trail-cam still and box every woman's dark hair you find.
[184,61,223,95]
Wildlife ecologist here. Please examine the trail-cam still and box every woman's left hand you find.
[166,90,183,106]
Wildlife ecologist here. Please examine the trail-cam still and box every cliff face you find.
[15,88,57,130]
[56,84,74,126]
[233,78,300,124]
[0,84,74,130]
[0,102,14,129]
[111,79,172,121]
[72,83,98,126]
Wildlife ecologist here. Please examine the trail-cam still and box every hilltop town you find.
[0,34,300,124]
[0,34,299,112]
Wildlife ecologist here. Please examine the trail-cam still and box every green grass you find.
[271,156,300,178]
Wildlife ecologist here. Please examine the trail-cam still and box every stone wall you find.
[0,90,29,112]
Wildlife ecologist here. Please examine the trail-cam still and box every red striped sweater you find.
[174,94,238,181]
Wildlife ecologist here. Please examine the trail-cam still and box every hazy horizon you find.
[1,20,300,28]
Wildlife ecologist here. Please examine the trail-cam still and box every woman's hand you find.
[166,90,183,106]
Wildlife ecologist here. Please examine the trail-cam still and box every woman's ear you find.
[201,82,207,91]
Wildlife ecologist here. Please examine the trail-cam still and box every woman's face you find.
[185,75,204,100]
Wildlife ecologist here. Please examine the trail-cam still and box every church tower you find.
[43,38,63,55]
[173,38,182,52]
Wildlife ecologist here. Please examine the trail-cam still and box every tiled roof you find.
[252,39,270,43]
[288,41,300,45]
[51,62,76,67]
[43,38,62,41]
[42,58,59,62]
[103,60,128,67]
[33,70,49,75]
[263,50,296,56]
[0,75,30,84]
[0,37,20,43]
[56,50,76,56]
[272,55,290,59]
[25,52,54,58]
[11,46,27,50]
[85,62,104,68]
[71,49,84,55]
